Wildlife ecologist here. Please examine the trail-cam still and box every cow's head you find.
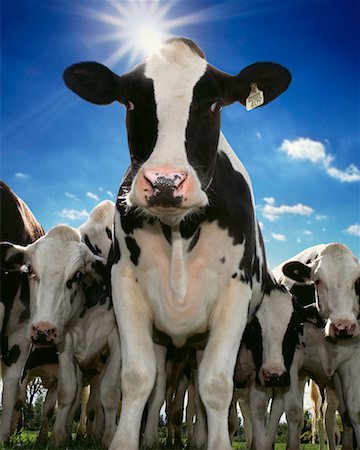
[64,37,291,224]
[255,285,293,387]
[0,225,104,347]
[282,243,360,339]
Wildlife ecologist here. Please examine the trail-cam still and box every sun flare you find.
[79,0,184,68]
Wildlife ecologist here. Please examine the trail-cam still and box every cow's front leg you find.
[198,282,252,450]
[142,344,167,448]
[52,334,79,447]
[101,328,122,448]
[0,338,30,442]
[110,266,156,450]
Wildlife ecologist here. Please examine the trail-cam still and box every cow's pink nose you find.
[143,169,187,189]
[330,320,357,339]
[30,321,59,346]
[141,169,188,207]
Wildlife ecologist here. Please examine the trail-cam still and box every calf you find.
[0,180,44,442]
[63,37,291,450]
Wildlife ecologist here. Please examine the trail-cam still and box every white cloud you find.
[256,131,262,140]
[303,230,312,236]
[65,192,79,202]
[263,201,314,222]
[279,137,360,183]
[59,209,89,220]
[106,190,114,198]
[271,233,286,242]
[326,164,360,183]
[15,172,30,179]
[86,192,100,201]
[263,197,275,205]
[344,223,360,237]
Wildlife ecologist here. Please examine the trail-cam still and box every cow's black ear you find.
[0,242,25,271]
[63,62,125,105]
[225,62,291,110]
[282,261,311,283]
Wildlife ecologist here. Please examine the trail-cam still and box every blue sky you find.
[1,0,359,268]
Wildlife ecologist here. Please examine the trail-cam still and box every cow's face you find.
[0,226,103,346]
[283,243,360,339]
[64,37,291,224]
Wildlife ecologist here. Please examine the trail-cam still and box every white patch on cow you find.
[144,39,207,167]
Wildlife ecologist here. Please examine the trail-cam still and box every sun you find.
[79,0,185,68]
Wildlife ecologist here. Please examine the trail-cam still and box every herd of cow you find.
[1,37,359,450]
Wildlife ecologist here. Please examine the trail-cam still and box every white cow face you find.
[0,225,103,346]
[283,243,360,339]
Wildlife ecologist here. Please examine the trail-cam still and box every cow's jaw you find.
[127,39,208,223]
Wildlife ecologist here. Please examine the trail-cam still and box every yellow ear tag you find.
[246,83,264,111]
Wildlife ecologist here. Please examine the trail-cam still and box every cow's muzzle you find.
[261,368,290,387]
[30,321,59,346]
[143,169,187,208]
[327,319,359,339]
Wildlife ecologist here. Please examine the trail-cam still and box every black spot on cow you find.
[232,273,237,279]
[161,223,172,245]
[106,227,112,240]
[108,234,121,266]
[84,235,101,256]
[220,257,226,264]
[1,336,21,367]
[125,236,141,266]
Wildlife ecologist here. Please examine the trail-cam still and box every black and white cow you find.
[0,180,45,442]
[1,200,121,447]
[269,243,360,449]
[63,37,291,450]
[274,243,360,339]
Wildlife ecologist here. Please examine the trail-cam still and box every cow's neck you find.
[169,225,187,303]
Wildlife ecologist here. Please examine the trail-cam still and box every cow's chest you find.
[122,221,244,342]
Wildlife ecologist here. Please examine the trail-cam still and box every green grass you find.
[0,432,342,450]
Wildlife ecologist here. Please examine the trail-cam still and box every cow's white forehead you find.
[28,226,87,277]
[144,40,207,166]
[315,243,360,281]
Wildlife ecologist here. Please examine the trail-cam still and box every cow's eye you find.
[355,278,360,296]
[125,100,135,112]
[210,101,223,113]
[314,279,320,286]
[21,262,32,275]
[74,270,84,281]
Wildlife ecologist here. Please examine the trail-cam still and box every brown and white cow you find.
[63,37,291,450]
[0,180,45,442]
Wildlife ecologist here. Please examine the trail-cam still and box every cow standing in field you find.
[63,37,291,450]
[0,180,45,442]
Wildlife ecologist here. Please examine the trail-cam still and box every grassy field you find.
[0,432,341,450]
